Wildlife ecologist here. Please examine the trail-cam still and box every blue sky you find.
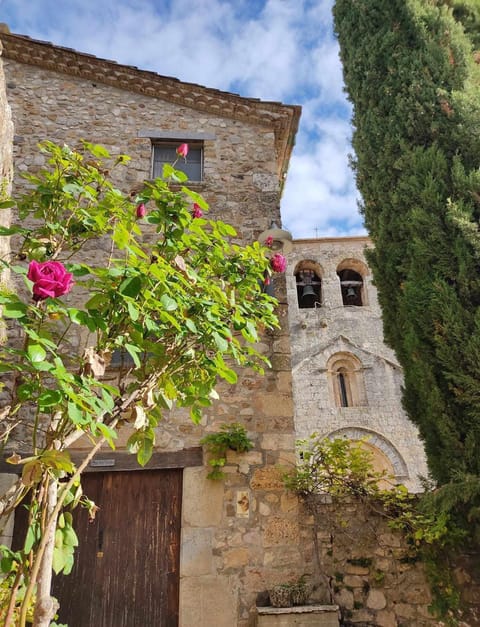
[1,0,365,239]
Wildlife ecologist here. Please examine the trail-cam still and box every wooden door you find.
[52,468,183,627]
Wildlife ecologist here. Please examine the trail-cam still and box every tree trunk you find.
[33,480,59,627]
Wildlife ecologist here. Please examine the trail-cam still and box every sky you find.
[0,0,365,239]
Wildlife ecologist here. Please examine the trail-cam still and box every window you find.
[327,352,366,407]
[152,142,203,181]
[294,261,322,309]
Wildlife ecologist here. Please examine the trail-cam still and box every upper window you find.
[294,260,322,309]
[152,142,203,182]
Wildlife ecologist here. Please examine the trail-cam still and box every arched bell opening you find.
[294,260,322,309]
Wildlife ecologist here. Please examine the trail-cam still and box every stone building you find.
[286,237,428,491]
[0,28,432,627]
[0,30,307,627]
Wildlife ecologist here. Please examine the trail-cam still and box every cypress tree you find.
[333,0,480,485]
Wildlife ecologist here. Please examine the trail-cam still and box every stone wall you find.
[1,50,302,627]
[299,497,480,627]
[286,238,428,492]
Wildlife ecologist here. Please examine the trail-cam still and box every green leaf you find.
[27,343,47,363]
[17,383,35,402]
[62,526,79,548]
[85,293,108,310]
[52,545,67,575]
[119,276,142,298]
[38,389,63,408]
[216,221,237,237]
[216,362,238,384]
[181,187,209,209]
[185,318,197,333]
[160,294,178,311]
[136,432,154,467]
[125,343,142,368]
[62,552,75,576]
[68,402,87,425]
[2,298,28,319]
[96,422,117,448]
[127,300,140,321]
[89,143,111,158]
[62,183,84,196]
[162,163,188,182]
[213,332,229,352]
[24,523,39,553]
[113,222,130,249]
[190,406,202,425]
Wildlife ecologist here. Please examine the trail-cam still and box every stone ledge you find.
[257,605,339,615]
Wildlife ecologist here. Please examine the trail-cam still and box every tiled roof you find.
[0,30,301,180]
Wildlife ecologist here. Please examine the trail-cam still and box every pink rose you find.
[270,253,287,273]
[192,203,203,219]
[27,260,74,300]
[136,203,146,218]
[265,236,274,248]
[177,143,189,158]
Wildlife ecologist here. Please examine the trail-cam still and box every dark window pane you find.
[152,144,203,181]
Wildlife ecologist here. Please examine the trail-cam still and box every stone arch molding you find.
[327,427,409,480]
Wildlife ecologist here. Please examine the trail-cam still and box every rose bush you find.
[27,260,74,300]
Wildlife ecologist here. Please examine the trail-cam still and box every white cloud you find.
[1,0,364,238]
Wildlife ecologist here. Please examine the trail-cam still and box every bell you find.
[301,285,317,306]
[346,287,357,299]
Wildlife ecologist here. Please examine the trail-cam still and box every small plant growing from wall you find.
[200,422,253,479]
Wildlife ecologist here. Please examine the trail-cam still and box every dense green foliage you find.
[333,0,480,493]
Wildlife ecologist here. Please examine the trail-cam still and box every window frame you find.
[151,141,204,182]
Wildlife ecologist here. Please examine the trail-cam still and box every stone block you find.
[263,518,299,547]
[180,528,213,577]
[366,589,387,610]
[343,575,365,588]
[334,587,354,610]
[260,392,294,415]
[223,547,251,569]
[376,609,397,627]
[182,467,224,527]
[261,433,296,452]
[251,466,284,490]
[179,575,236,627]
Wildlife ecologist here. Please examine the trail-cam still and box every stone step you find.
[256,604,340,626]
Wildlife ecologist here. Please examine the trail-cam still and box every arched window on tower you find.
[294,261,322,309]
[327,353,367,407]
[336,259,369,307]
